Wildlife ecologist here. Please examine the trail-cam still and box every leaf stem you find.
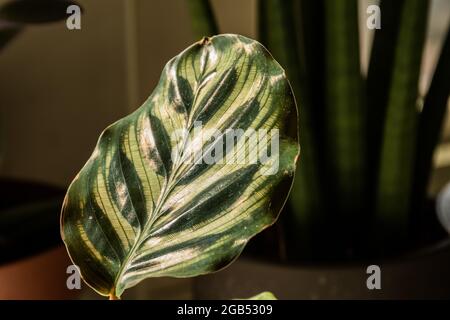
[109,293,120,300]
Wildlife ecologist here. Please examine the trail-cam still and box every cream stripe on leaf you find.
[61,34,299,299]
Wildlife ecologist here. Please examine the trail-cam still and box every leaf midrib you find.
[112,44,222,295]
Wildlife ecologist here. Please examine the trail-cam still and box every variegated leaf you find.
[61,34,299,298]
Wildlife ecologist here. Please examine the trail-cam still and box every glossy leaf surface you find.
[61,34,299,298]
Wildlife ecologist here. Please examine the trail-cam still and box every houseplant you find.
[189,0,450,299]
[0,0,80,299]
[60,34,299,299]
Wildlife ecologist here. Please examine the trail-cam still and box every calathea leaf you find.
[61,34,299,298]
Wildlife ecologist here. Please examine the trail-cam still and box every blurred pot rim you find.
[242,236,450,270]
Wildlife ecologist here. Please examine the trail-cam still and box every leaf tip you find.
[200,36,211,45]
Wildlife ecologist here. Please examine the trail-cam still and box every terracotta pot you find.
[193,239,450,299]
[0,178,65,263]
[0,178,77,299]
[0,246,78,299]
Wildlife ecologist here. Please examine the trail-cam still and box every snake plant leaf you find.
[324,0,365,217]
[61,34,299,299]
[413,27,450,209]
[376,0,429,234]
[186,0,218,38]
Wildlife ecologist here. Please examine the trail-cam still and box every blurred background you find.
[0,0,449,299]
[0,0,258,186]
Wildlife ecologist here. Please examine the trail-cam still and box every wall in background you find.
[0,0,448,191]
[0,0,255,187]
[134,0,256,107]
[0,0,128,186]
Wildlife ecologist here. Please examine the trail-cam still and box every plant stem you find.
[109,293,120,300]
